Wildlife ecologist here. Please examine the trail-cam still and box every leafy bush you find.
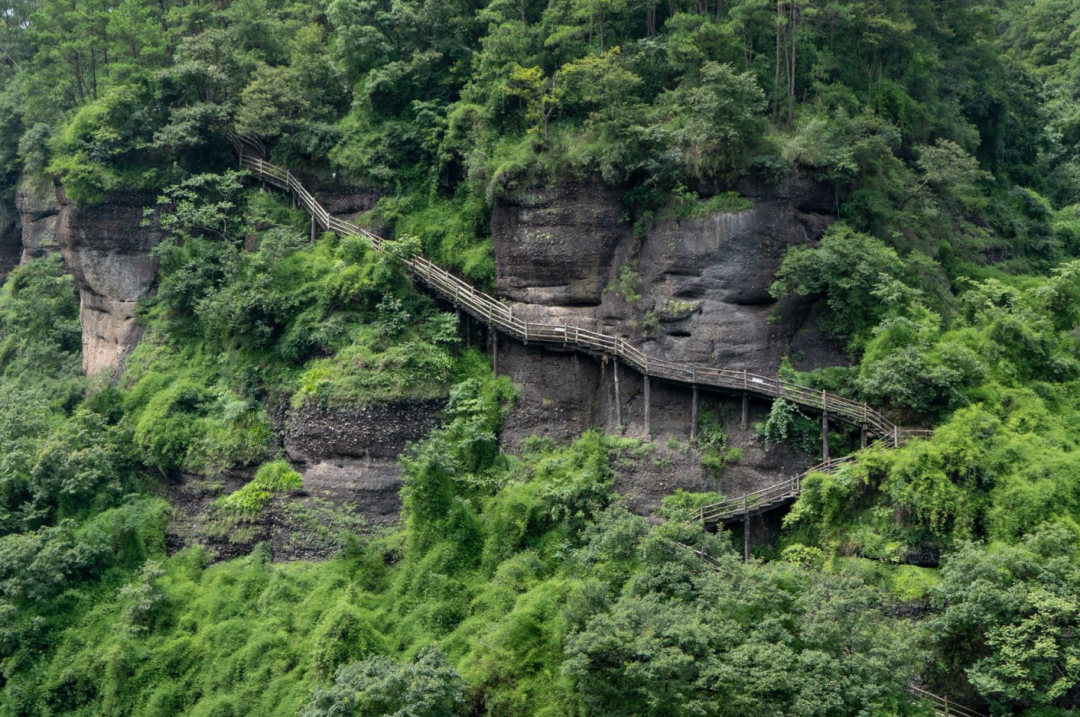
[930,525,1080,712]
[302,647,466,717]
[218,460,303,515]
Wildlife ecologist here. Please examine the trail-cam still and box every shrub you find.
[301,647,466,717]
[218,460,303,515]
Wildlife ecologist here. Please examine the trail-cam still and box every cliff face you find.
[15,175,62,264]
[165,399,445,561]
[12,175,163,376]
[0,195,20,283]
[490,173,843,503]
[55,188,163,376]
[491,172,843,372]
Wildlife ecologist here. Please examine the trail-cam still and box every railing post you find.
[613,359,623,427]
[491,324,498,378]
[690,385,699,443]
[741,393,748,431]
[821,390,829,461]
[310,215,316,243]
[644,376,651,438]
[743,505,750,563]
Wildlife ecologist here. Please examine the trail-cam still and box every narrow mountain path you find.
[242,148,982,717]
[235,150,931,526]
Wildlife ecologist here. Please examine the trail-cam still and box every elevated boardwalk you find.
[236,150,931,528]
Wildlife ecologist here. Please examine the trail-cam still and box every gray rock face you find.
[491,337,814,514]
[15,175,62,263]
[491,174,846,375]
[283,400,445,463]
[490,174,846,502]
[492,180,628,305]
[54,189,163,376]
[12,174,163,375]
[0,196,21,284]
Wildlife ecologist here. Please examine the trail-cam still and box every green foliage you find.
[771,223,910,346]
[218,460,303,515]
[930,524,1080,712]
[5,1,1080,714]
[605,263,642,306]
[695,413,739,475]
[302,647,466,717]
[659,490,724,522]
[757,398,818,455]
[564,544,918,717]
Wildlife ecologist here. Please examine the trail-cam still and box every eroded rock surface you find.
[492,172,845,374]
[491,173,844,503]
[165,399,446,562]
[55,188,163,376]
[0,196,21,283]
[281,399,446,528]
[492,180,629,305]
[15,175,62,263]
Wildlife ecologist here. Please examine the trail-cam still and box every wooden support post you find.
[741,393,748,430]
[860,426,867,449]
[690,386,699,442]
[491,326,498,378]
[743,513,750,563]
[310,215,316,243]
[452,308,461,357]
[821,412,829,461]
[644,376,651,437]
[613,361,623,427]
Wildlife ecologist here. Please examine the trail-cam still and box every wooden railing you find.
[693,429,933,525]
[238,152,905,438]
[906,686,986,717]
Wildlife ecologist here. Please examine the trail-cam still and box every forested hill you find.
[0,0,1080,716]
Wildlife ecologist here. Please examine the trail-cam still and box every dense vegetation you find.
[0,0,1079,714]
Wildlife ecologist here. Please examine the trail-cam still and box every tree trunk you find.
[599,6,604,52]
[773,0,782,123]
[788,0,797,129]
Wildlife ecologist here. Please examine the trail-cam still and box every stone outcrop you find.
[0,195,21,284]
[55,188,163,376]
[490,172,845,504]
[165,399,446,562]
[492,172,845,373]
[10,174,163,375]
[283,400,445,462]
[492,180,629,305]
[282,399,446,525]
[15,175,62,263]
[492,338,810,514]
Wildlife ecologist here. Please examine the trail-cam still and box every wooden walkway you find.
[236,149,931,525]
[240,146,978,717]
[695,428,932,526]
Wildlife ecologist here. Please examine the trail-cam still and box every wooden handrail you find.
[237,150,929,504]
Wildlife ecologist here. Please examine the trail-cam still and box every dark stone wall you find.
[283,399,446,462]
[491,174,848,375]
